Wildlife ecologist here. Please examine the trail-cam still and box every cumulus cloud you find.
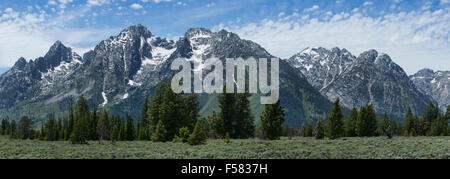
[214,8,450,74]
[363,1,374,6]
[130,3,143,9]
[87,0,110,6]
[153,0,172,3]
[304,5,319,12]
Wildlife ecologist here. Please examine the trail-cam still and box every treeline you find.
[0,82,286,144]
[292,98,450,139]
[2,84,448,144]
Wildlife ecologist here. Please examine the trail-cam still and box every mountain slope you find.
[0,25,332,127]
[410,69,450,110]
[288,47,432,116]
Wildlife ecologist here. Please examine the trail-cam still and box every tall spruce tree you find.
[314,120,325,139]
[124,113,135,141]
[71,95,90,144]
[327,98,344,139]
[403,108,417,136]
[217,89,237,138]
[18,116,33,139]
[188,119,208,145]
[423,102,439,135]
[97,109,110,140]
[345,108,358,137]
[259,100,285,140]
[45,117,57,141]
[377,114,391,136]
[235,92,255,139]
[356,105,378,137]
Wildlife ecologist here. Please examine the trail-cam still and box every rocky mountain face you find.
[410,69,450,110]
[288,47,433,116]
[0,25,332,127]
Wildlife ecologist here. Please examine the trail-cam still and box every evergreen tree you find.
[403,108,417,136]
[188,119,208,145]
[88,105,98,140]
[97,109,110,140]
[210,111,224,138]
[110,117,120,142]
[259,100,285,140]
[124,113,135,141]
[173,127,191,143]
[423,102,439,135]
[416,117,427,136]
[302,123,313,137]
[71,95,90,144]
[344,108,358,137]
[1,119,10,135]
[377,114,390,136]
[65,99,75,140]
[217,89,237,138]
[356,105,378,137]
[314,120,325,139]
[45,117,57,141]
[327,98,344,139]
[137,98,149,140]
[235,92,255,139]
[430,113,447,136]
[9,120,17,138]
[445,105,450,120]
[18,116,33,139]
[151,120,167,142]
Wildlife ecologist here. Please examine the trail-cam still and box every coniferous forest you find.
[0,80,449,159]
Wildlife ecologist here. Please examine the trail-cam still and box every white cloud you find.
[130,3,143,9]
[215,8,450,74]
[363,1,374,6]
[87,0,110,6]
[153,0,172,3]
[0,6,119,68]
[304,5,319,12]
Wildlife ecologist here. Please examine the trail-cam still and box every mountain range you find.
[0,25,331,127]
[287,47,438,117]
[0,25,448,126]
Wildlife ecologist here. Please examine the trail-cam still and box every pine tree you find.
[423,102,439,135]
[302,123,313,137]
[377,114,391,136]
[235,91,255,139]
[151,120,167,142]
[45,117,57,141]
[259,100,285,140]
[110,117,120,142]
[1,119,9,135]
[430,113,447,136]
[314,120,325,139]
[65,99,75,140]
[71,95,90,144]
[210,111,224,138]
[89,105,98,140]
[218,89,237,138]
[97,109,110,140]
[124,113,135,141]
[18,116,33,139]
[356,105,378,137]
[188,119,208,145]
[9,120,17,138]
[344,108,358,137]
[327,98,344,139]
[403,108,417,136]
[137,98,149,140]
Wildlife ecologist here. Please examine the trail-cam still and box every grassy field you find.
[0,136,449,159]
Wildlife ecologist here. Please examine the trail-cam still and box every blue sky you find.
[0,0,449,75]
